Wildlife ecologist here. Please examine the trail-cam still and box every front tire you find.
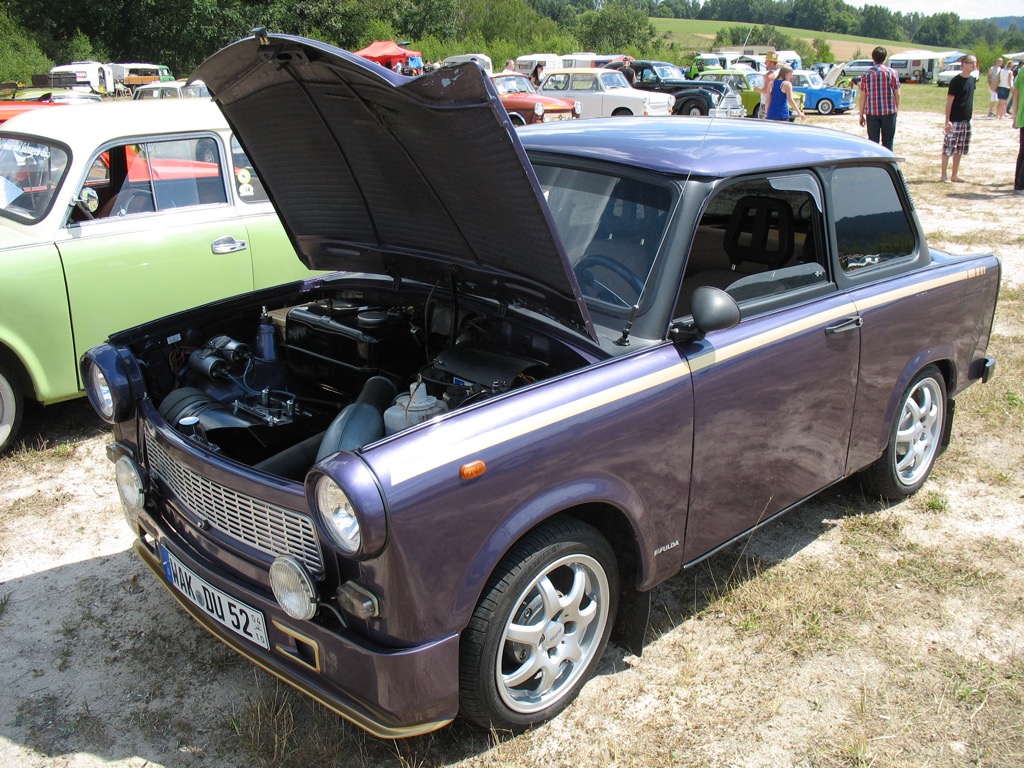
[817,98,834,115]
[0,359,25,454]
[677,99,705,116]
[862,366,946,499]
[459,518,618,731]
[611,107,633,117]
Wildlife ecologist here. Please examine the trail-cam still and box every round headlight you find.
[88,364,115,422]
[573,100,582,115]
[315,476,362,554]
[533,101,544,116]
[114,455,145,516]
[269,556,318,621]
[666,95,676,109]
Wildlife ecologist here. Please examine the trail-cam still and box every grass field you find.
[651,17,947,63]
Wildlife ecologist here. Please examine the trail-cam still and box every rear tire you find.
[862,366,946,499]
[459,518,618,731]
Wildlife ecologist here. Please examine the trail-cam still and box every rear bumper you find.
[132,521,459,738]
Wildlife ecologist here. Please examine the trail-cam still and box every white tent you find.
[1005,51,1024,62]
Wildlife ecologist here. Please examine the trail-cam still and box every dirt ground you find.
[0,109,1021,768]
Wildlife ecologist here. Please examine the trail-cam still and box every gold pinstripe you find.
[388,265,986,486]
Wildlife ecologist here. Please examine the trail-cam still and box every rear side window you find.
[832,166,916,272]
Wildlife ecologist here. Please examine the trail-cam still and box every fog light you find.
[337,581,380,620]
[269,556,318,621]
[114,456,145,522]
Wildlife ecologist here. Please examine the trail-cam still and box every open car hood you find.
[192,33,594,340]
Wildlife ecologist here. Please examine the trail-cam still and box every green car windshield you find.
[0,136,70,223]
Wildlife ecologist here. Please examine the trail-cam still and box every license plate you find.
[161,547,269,649]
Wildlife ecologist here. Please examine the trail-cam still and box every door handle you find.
[211,236,248,254]
[825,316,863,335]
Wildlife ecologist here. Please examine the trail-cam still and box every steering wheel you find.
[117,189,155,215]
[574,253,644,307]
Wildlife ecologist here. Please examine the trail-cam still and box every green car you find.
[0,99,318,452]
[696,69,805,118]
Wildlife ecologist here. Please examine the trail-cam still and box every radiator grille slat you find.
[148,440,324,575]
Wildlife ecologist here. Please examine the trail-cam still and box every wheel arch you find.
[875,354,957,462]
[454,484,657,653]
[0,341,36,402]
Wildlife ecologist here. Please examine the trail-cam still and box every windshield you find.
[533,164,672,311]
[807,73,824,87]
[0,136,70,222]
[600,71,631,89]
[654,64,685,80]
[492,75,536,95]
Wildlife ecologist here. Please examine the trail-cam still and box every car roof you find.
[544,68,620,75]
[1,99,227,142]
[519,116,894,177]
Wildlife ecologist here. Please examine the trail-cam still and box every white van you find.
[442,54,493,74]
[515,54,563,79]
[49,62,115,94]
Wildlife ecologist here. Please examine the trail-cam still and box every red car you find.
[0,101,64,126]
[490,72,580,125]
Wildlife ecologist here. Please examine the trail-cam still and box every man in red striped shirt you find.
[858,46,901,151]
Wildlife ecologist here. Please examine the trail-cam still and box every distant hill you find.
[989,17,1023,30]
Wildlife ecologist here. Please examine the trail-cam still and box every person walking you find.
[1013,63,1024,195]
[759,51,779,119]
[858,46,900,150]
[986,57,1002,118]
[997,62,1013,119]
[764,66,805,122]
[940,55,978,183]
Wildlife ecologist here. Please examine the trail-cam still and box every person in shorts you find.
[940,55,978,183]
[759,51,779,118]
[987,58,1002,117]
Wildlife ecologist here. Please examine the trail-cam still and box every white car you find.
[538,68,674,118]
[132,79,211,99]
[935,62,980,87]
[840,59,875,77]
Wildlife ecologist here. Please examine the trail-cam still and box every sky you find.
[849,1,1021,21]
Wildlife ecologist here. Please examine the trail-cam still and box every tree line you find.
[1,0,1021,85]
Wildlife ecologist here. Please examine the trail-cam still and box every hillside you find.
[651,18,946,61]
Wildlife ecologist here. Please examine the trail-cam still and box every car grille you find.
[147,439,325,575]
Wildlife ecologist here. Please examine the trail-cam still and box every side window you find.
[230,136,269,203]
[571,74,597,91]
[675,175,831,318]
[541,74,569,92]
[81,137,228,220]
[832,166,916,272]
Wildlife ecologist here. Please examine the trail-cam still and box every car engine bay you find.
[128,285,592,480]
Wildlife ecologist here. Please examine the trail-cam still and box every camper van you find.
[48,62,115,94]
[442,54,493,74]
[108,63,175,92]
[515,54,563,79]
[886,50,952,83]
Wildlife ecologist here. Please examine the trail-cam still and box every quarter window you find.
[832,166,916,272]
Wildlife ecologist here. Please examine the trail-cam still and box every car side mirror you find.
[75,187,100,214]
[670,286,740,341]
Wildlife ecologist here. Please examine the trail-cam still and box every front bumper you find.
[130,500,460,738]
[709,107,747,118]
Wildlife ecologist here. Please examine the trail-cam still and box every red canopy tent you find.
[353,41,422,69]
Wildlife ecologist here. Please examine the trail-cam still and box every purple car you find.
[82,34,1000,737]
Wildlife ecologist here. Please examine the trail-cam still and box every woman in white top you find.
[997,64,1014,118]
